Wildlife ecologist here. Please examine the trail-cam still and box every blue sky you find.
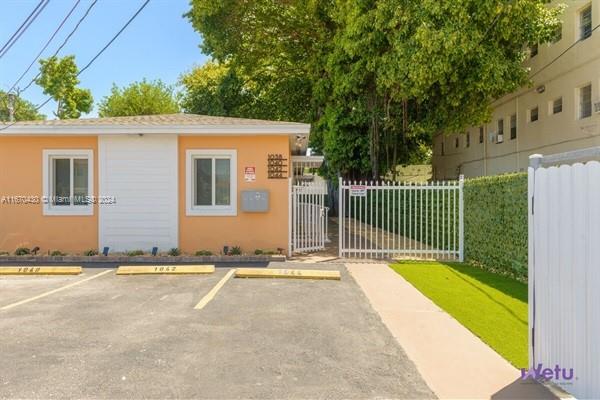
[0,0,209,118]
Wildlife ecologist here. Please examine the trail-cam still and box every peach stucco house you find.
[0,113,311,255]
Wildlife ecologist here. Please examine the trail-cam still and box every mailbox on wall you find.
[241,190,269,212]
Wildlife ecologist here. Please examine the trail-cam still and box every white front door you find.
[98,135,178,252]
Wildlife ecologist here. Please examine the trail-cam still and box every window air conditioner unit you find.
[594,100,600,114]
[497,134,504,143]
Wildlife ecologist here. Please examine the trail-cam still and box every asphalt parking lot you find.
[0,262,434,399]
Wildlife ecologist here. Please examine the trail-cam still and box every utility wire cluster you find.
[1,0,151,130]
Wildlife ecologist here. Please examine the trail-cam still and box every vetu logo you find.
[521,364,574,381]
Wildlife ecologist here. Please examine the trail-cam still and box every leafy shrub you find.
[195,250,213,256]
[126,250,145,257]
[50,250,67,257]
[84,249,99,256]
[168,248,181,256]
[0,251,9,256]
[229,246,242,255]
[14,247,30,256]
[255,249,277,255]
[464,173,527,281]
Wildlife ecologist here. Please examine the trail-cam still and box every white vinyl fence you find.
[338,178,464,260]
[289,180,328,254]
[529,149,600,399]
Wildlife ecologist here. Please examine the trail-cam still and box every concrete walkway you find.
[346,263,559,399]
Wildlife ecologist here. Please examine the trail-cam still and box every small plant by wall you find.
[464,173,528,281]
[14,247,31,256]
[168,248,181,256]
[254,249,277,255]
[229,246,242,255]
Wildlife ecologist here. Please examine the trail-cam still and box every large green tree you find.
[35,55,93,119]
[179,61,312,122]
[180,62,251,117]
[186,0,563,179]
[0,90,45,121]
[98,79,179,117]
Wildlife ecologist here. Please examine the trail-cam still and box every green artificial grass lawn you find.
[390,261,528,368]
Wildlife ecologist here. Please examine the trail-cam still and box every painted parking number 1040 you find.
[18,267,41,273]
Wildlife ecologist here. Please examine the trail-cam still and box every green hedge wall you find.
[464,173,528,281]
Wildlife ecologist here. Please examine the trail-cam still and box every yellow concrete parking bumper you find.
[116,265,215,275]
[0,266,82,275]
[235,268,340,280]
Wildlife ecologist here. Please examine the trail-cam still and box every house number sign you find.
[267,154,288,179]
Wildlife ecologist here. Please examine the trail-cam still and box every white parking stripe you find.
[194,269,236,310]
[1,269,114,311]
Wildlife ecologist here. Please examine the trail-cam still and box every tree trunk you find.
[367,80,379,180]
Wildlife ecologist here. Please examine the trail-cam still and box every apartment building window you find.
[580,5,592,40]
[552,24,562,43]
[579,84,592,119]
[530,43,538,58]
[479,126,484,143]
[466,133,470,148]
[552,97,563,114]
[530,106,539,122]
[455,137,459,148]
[497,119,504,143]
[510,114,517,140]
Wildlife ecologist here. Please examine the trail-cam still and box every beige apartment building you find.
[433,0,600,179]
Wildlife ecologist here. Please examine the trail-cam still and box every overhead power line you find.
[1,0,152,131]
[8,0,82,94]
[0,0,50,59]
[0,0,47,55]
[530,23,600,80]
[20,0,99,93]
[77,0,151,76]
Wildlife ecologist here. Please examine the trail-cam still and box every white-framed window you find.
[529,106,539,122]
[580,4,592,41]
[530,43,538,58]
[510,114,517,140]
[552,24,562,43]
[186,149,237,216]
[551,97,563,115]
[497,118,504,143]
[579,84,592,119]
[42,149,94,216]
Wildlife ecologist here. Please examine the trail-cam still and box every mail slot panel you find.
[241,190,269,212]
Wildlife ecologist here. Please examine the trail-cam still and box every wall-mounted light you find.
[536,85,546,94]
